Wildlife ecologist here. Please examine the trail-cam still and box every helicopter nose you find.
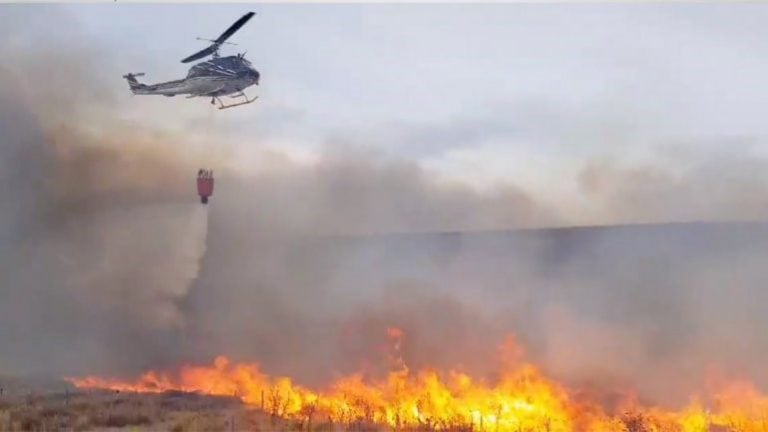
[239,69,259,84]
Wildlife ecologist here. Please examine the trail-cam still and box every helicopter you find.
[122,12,260,110]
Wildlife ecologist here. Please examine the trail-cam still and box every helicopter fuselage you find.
[125,55,259,98]
[186,55,260,96]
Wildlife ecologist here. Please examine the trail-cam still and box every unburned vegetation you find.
[0,389,279,431]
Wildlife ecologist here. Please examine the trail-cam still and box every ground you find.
[0,388,326,432]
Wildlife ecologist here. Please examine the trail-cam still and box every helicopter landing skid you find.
[214,93,258,110]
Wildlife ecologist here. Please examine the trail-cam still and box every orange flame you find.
[67,332,768,431]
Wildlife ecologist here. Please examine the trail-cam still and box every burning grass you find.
[63,331,768,432]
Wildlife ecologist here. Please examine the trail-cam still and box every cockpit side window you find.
[226,57,243,69]
[185,56,250,78]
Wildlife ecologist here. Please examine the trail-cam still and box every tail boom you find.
[122,73,190,97]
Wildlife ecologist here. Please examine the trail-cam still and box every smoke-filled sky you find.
[3,3,768,410]
[44,2,768,211]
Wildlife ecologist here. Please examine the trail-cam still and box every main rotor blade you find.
[215,11,255,44]
[181,45,218,63]
[180,12,255,63]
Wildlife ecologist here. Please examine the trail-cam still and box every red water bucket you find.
[197,170,214,204]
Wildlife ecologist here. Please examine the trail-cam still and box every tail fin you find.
[122,73,147,92]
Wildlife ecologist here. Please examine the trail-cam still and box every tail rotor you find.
[122,72,145,80]
[122,73,146,91]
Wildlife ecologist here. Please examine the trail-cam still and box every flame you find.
[67,332,768,431]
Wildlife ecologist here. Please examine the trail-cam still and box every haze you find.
[2,3,768,410]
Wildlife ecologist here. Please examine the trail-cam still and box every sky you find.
[3,2,768,227]
[44,3,768,203]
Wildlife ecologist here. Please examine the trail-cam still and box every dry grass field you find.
[0,386,341,432]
